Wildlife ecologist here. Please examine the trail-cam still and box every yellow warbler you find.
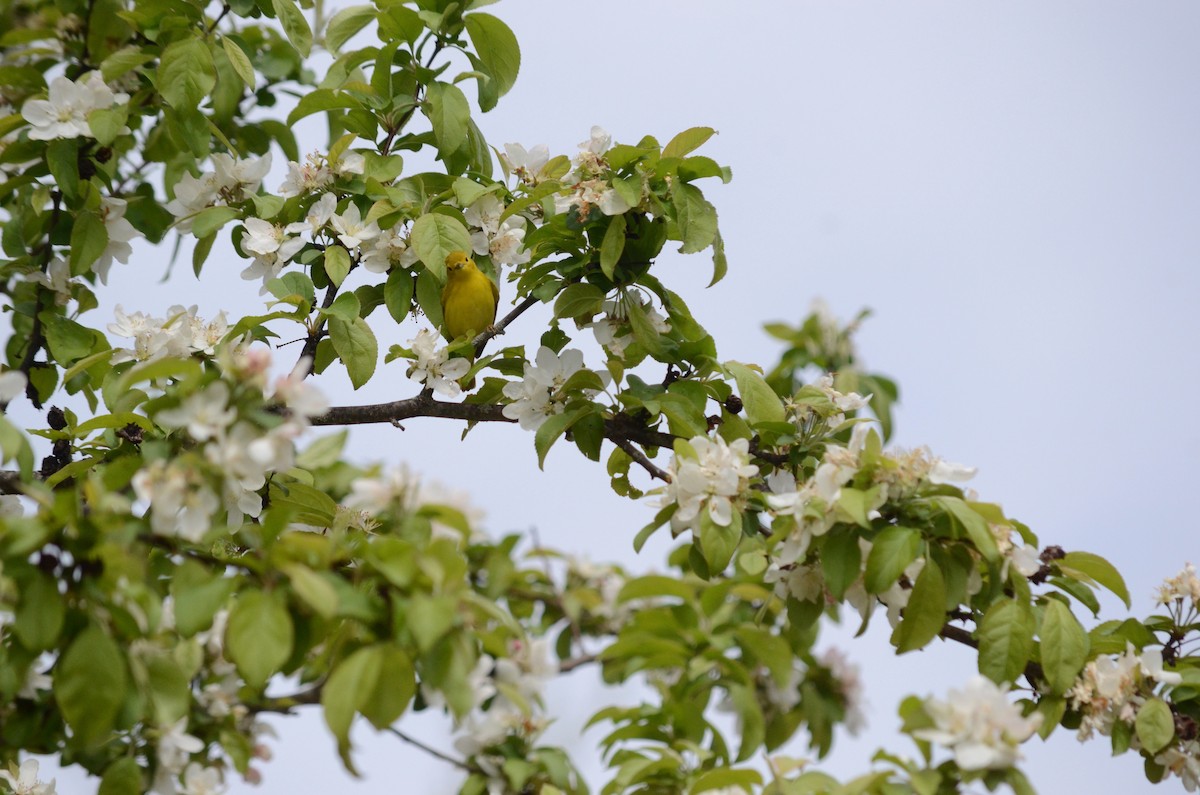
[440,251,499,341]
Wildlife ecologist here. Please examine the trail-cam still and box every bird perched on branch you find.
[441,250,499,342]
[440,251,499,389]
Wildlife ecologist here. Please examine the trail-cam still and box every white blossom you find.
[817,647,866,735]
[501,142,550,185]
[915,676,1041,771]
[153,718,204,793]
[285,192,337,237]
[662,435,759,530]
[0,370,28,402]
[345,464,484,541]
[167,153,271,231]
[589,294,670,357]
[928,459,978,485]
[31,256,72,305]
[179,764,224,795]
[1156,562,1200,607]
[133,460,220,543]
[464,193,503,236]
[501,346,598,431]
[1156,740,1200,793]
[329,203,380,250]
[360,223,418,273]
[156,381,236,441]
[278,152,333,197]
[0,759,55,795]
[406,328,470,397]
[93,197,138,283]
[493,637,558,704]
[554,178,629,220]
[21,71,128,141]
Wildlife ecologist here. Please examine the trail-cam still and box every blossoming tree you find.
[0,1,1197,794]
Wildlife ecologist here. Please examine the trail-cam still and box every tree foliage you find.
[0,1,1197,794]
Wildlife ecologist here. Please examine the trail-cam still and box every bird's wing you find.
[489,275,500,310]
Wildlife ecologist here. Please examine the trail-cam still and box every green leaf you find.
[284,564,338,619]
[286,88,361,126]
[725,361,785,425]
[384,268,414,323]
[1059,551,1130,608]
[699,509,741,574]
[626,297,671,358]
[322,645,381,770]
[1135,698,1174,754]
[87,105,128,145]
[553,282,605,320]
[599,213,626,280]
[671,182,717,254]
[98,757,143,795]
[190,205,241,239]
[14,571,65,651]
[171,562,236,637]
[663,126,716,159]
[324,4,376,54]
[709,228,727,287]
[937,497,1000,562]
[220,36,255,87]
[324,245,351,286]
[977,599,1034,684]
[272,0,313,57]
[100,47,155,82]
[865,526,922,594]
[157,38,216,109]
[225,590,294,689]
[41,313,96,364]
[46,139,79,198]
[1039,599,1089,694]
[463,13,521,111]
[424,82,471,157]
[891,558,946,653]
[821,527,862,599]
[534,408,585,469]
[410,213,471,281]
[69,210,108,273]
[360,645,415,730]
[328,315,378,389]
[55,624,127,747]
[690,768,762,795]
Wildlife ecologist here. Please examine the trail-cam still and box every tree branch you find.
[386,726,473,772]
[312,392,513,427]
[612,437,671,483]
[472,293,539,357]
[296,282,342,378]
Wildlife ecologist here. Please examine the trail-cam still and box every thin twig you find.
[473,294,539,357]
[613,437,671,483]
[205,3,231,37]
[386,726,473,772]
[296,282,342,377]
[560,653,597,673]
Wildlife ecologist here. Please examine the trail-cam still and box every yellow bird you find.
[440,251,499,342]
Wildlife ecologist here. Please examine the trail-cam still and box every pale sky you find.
[38,1,1200,792]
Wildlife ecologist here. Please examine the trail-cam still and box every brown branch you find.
[937,621,1046,689]
[296,282,342,378]
[312,392,513,427]
[560,653,597,673]
[386,726,473,772]
[472,293,539,357]
[613,437,670,483]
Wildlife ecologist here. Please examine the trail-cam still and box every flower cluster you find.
[1067,643,1182,741]
[278,149,364,197]
[588,292,671,358]
[448,637,557,788]
[21,71,128,141]
[129,331,327,539]
[1155,562,1200,608]
[502,346,604,431]
[464,193,530,267]
[914,676,1042,771]
[661,434,759,532]
[554,126,633,221]
[345,463,484,541]
[404,329,470,397]
[499,142,550,186]
[166,153,272,232]
[109,305,229,365]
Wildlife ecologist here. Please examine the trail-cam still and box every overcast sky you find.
[37,1,1200,792]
